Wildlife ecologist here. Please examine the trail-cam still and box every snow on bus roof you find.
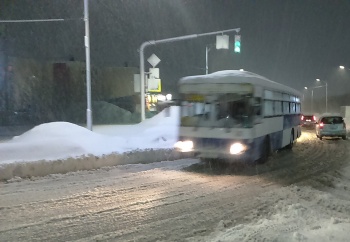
[179,70,301,96]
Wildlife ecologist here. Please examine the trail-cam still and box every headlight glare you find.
[230,142,246,155]
[174,140,193,152]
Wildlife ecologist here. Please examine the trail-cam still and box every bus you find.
[174,70,302,164]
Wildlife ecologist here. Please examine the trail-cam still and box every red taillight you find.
[313,116,316,121]
[301,115,304,120]
[319,122,324,129]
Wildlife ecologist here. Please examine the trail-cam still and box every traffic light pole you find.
[139,27,240,121]
[84,0,92,131]
[205,45,209,75]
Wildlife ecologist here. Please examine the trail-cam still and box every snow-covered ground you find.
[1,106,350,241]
[189,168,350,242]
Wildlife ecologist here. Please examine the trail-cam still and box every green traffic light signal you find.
[234,43,240,53]
[234,35,241,53]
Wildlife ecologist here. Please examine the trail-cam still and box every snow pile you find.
[0,106,183,180]
[1,122,126,163]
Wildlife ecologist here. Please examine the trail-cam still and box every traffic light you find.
[234,35,241,53]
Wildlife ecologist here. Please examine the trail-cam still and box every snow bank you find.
[0,106,185,180]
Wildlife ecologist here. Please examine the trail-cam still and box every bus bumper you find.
[194,149,253,163]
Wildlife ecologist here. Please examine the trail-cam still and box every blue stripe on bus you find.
[250,130,283,161]
[270,130,284,150]
[283,114,301,129]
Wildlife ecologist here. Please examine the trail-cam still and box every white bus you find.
[174,70,302,164]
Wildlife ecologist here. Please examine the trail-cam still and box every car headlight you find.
[229,142,246,155]
[174,140,193,152]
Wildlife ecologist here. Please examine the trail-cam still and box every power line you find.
[0,18,82,23]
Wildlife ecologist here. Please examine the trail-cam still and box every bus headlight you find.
[229,143,246,155]
[174,140,194,152]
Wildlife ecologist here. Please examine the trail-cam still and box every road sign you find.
[147,54,161,67]
[148,78,161,92]
[149,68,159,79]
[134,74,141,92]
[216,35,229,49]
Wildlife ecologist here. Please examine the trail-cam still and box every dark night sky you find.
[2,0,350,98]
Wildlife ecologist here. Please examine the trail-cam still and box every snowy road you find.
[1,129,349,242]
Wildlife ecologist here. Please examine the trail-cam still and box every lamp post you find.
[303,86,307,104]
[304,85,325,113]
[302,86,307,100]
[205,45,211,75]
[302,87,307,112]
[311,89,314,113]
[309,85,326,113]
[303,86,315,113]
[84,0,92,130]
[316,79,328,113]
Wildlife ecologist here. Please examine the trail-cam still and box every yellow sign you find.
[148,78,161,92]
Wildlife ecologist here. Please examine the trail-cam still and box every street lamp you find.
[316,78,328,113]
[302,87,314,113]
[304,85,325,113]
[303,87,307,101]
[339,65,350,71]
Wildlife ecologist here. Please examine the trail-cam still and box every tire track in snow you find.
[0,129,349,241]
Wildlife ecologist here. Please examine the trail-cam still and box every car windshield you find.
[180,93,254,128]
[321,116,343,124]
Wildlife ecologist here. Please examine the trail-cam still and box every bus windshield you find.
[180,93,255,128]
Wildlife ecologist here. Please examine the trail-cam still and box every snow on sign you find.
[147,54,161,67]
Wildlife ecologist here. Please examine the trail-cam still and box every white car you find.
[315,115,347,140]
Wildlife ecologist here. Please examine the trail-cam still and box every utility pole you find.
[205,45,210,75]
[84,0,92,130]
[0,25,6,111]
[311,89,314,113]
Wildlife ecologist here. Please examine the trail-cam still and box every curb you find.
[0,149,194,181]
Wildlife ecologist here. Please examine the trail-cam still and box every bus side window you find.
[216,102,227,120]
[253,98,262,116]
[253,97,262,123]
